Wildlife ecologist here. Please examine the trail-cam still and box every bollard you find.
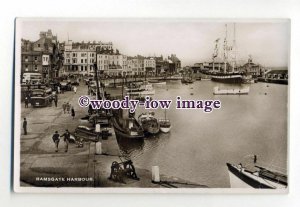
[95,141,102,155]
[95,123,101,133]
[152,166,160,183]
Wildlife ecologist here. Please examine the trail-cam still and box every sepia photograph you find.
[14,18,289,193]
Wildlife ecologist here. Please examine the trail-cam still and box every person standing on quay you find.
[60,129,70,152]
[54,95,58,107]
[23,118,27,135]
[71,107,75,119]
[73,86,77,94]
[66,102,71,114]
[52,131,60,152]
[62,102,67,114]
[24,96,29,108]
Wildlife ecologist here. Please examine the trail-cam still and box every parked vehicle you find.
[60,81,72,91]
[30,87,53,107]
[22,72,42,84]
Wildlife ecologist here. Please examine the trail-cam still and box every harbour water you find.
[116,80,288,188]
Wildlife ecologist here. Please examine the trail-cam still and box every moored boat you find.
[126,82,155,95]
[211,73,243,84]
[112,109,144,139]
[226,162,287,189]
[158,109,171,133]
[213,86,249,95]
[138,112,160,135]
[148,79,167,85]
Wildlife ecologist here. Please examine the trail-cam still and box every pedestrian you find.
[57,86,61,94]
[60,129,70,152]
[73,86,77,94]
[52,131,60,152]
[66,102,71,114]
[24,96,29,108]
[54,95,58,107]
[23,118,27,135]
[71,107,75,119]
[62,102,67,114]
[254,154,257,164]
[88,104,93,115]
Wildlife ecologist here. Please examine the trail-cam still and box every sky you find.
[19,19,290,67]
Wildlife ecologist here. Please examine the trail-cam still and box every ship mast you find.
[223,24,228,73]
[212,38,219,73]
[232,23,237,73]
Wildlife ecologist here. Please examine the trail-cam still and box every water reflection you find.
[116,132,171,160]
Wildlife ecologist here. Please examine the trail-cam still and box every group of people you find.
[52,130,71,152]
[62,102,76,119]
[22,81,80,154]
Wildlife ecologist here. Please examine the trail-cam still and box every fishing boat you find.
[158,109,171,133]
[112,109,144,139]
[138,112,160,135]
[226,163,287,189]
[210,24,245,84]
[213,86,249,95]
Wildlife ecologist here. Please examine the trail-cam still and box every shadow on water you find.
[116,135,145,159]
[116,132,171,160]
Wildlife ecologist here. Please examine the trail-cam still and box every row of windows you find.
[66,53,96,58]
[24,65,38,70]
[24,56,39,61]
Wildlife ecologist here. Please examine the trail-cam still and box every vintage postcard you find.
[14,18,289,193]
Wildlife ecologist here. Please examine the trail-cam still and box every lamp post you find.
[93,63,101,101]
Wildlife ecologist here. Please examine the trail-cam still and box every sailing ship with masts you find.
[210,24,245,84]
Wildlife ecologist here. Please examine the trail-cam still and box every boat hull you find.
[112,118,144,139]
[226,163,287,189]
[226,163,273,188]
[211,75,243,84]
[213,87,249,95]
[160,126,171,133]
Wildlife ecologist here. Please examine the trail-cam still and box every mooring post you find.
[95,123,102,155]
[152,166,160,183]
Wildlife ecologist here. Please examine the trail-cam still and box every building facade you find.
[21,29,61,81]
[240,57,263,77]
[144,58,156,76]
[63,41,113,76]
[127,56,145,76]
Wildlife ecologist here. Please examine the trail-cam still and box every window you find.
[38,44,40,47]
[81,66,83,71]
[34,65,38,71]
[34,56,38,61]
[73,53,77,57]
[85,66,87,71]
[85,59,87,63]
[81,59,83,63]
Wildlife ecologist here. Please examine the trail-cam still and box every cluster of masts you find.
[212,23,238,73]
